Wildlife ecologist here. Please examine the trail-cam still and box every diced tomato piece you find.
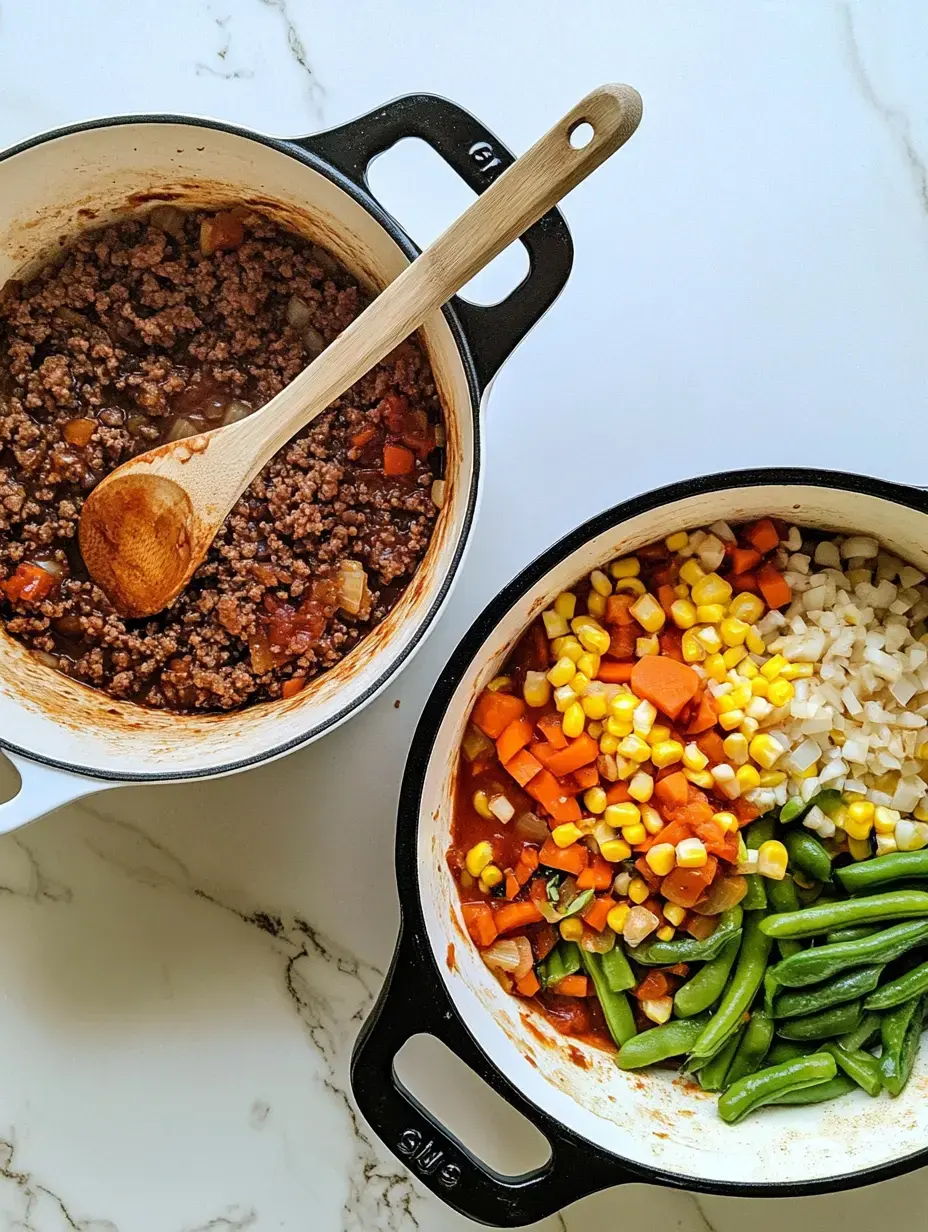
[200,211,245,255]
[383,443,415,475]
[2,561,57,604]
[683,912,719,941]
[605,593,636,625]
[607,624,638,659]
[661,857,718,908]
[581,896,615,932]
[633,970,670,1001]
[462,902,497,947]
[576,854,614,891]
[538,838,589,876]
[504,873,520,900]
[658,628,684,661]
[281,676,306,699]
[62,417,96,446]
[552,974,589,998]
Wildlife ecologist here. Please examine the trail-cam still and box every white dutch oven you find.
[0,96,574,831]
[354,469,928,1226]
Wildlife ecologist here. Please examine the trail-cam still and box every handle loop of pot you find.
[0,750,111,835]
[290,93,574,393]
[351,927,638,1225]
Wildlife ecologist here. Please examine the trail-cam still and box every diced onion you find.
[36,559,65,578]
[431,479,446,509]
[488,794,514,823]
[461,724,493,763]
[149,205,186,238]
[221,400,253,426]
[167,416,199,443]
[337,560,367,616]
[690,875,747,916]
[286,295,312,328]
[581,928,616,954]
[482,939,524,975]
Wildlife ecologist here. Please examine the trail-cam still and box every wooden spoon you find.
[79,84,643,618]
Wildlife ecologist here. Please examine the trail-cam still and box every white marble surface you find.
[0,1,927,1228]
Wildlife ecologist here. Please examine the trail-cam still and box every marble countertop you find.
[1,1,927,1228]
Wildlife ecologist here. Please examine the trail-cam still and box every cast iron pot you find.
[0,95,572,832]
[353,467,928,1226]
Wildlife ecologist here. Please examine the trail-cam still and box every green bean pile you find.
[615,810,928,1121]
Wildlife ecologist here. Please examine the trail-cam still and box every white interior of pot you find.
[0,120,474,778]
[420,483,928,1187]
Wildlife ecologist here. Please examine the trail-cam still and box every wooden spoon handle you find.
[241,84,643,470]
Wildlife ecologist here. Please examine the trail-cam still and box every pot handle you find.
[0,750,112,834]
[352,928,637,1226]
[290,94,574,392]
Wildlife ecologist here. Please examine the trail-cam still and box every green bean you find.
[601,941,636,994]
[747,816,777,846]
[769,919,928,988]
[783,829,832,882]
[865,958,928,1010]
[673,936,740,1018]
[718,1053,837,1123]
[836,851,928,895]
[741,819,776,911]
[779,797,807,825]
[742,875,768,911]
[879,995,925,1096]
[580,951,637,1047]
[773,966,883,1019]
[838,1011,881,1052]
[820,1041,882,1097]
[724,1011,774,1087]
[825,925,879,945]
[767,878,804,960]
[778,940,803,960]
[539,941,581,988]
[616,1013,709,1070]
[767,1039,816,1064]
[769,1074,856,1105]
[761,891,928,940]
[633,906,743,966]
[777,1000,862,1040]
[689,912,773,1062]
[698,1028,742,1091]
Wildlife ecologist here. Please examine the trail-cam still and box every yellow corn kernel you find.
[554,591,577,620]
[736,764,761,792]
[581,693,608,721]
[641,804,665,835]
[722,645,748,669]
[751,676,770,697]
[570,672,591,695]
[599,732,619,755]
[720,616,749,647]
[559,917,584,941]
[767,678,795,708]
[554,687,579,716]
[691,572,733,606]
[679,559,706,586]
[717,694,738,713]
[601,839,632,864]
[628,877,650,904]
[745,626,766,655]
[588,721,604,740]
[487,676,513,693]
[676,837,708,868]
[712,811,739,833]
[552,822,583,848]
[609,692,638,720]
[584,786,607,814]
[605,716,632,739]
[645,843,676,876]
[559,636,586,663]
[779,662,814,681]
[915,801,928,823]
[695,625,723,654]
[740,658,759,679]
[542,609,570,639]
[917,742,928,761]
[619,734,652,763]
[684,769,715,788]
[758,770,787,787]
[761,655,788,682]
[844,817,871,841]
[576,652,601,679]
[674,583,690,599]
[750,733,785,769]
[636,635,660,657]
[663,902,687,927]
[651,740,685,769]
[703,652,727,682]
[656,925,676,942]
[479,865,504,891]
[523,671,552,709]
[718,708,745,731]
[587,592,607,618]
[610,557,640,579]
[590,569,612,596]
[622,823,647,846]
[729,682,753,709]
[465,841,494,877]
[696,603,726,625]
[671,598,698,629]
[683,742,709,771]
[757,840,788,880]
[630,592,666,634]
[562,702,586,739]
[740,715,760,739]
[665,531,689,552]
[612,577,646,596]
[606,903,631,933]
[681,628,707,663]
[628,771,654,803]
[723,733,749,764]
[547,656,577,687]
[848,837,873,862]
[830,730,846,749]
[473,791,493,820]
[874,806,901,835]
[646,724,672,745]
[572,618,611,656]
[729,592,765,624]
[605,802,641,829]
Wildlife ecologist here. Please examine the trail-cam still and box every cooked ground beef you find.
[0,207,443,710]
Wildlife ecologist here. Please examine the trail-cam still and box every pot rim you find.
[393,464,928,1200]
[0,110,483,783]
